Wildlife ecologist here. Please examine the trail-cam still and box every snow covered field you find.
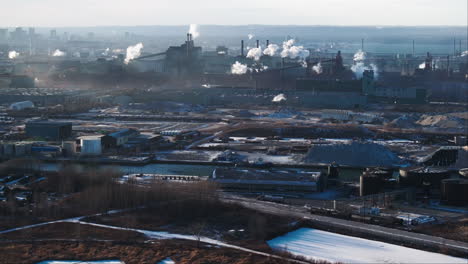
[268,228,467,264]
[37,261,124,264]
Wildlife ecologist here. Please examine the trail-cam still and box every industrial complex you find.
[0,23,466,263]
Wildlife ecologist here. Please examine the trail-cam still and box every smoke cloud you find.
[419,62,426,69]
[124,43,144,64]
[52,49,66,57]
[231,61,249,75]
[280,39,310,60]
[263,44,279,56]
[248,34,254,40]
[462,51,468,57]
[272,93,287,102]
[312,62,323,74]
[351,50,378,79]
[247,47,262,61]
[353,49,366,61]
[8,51,19,59]
[189,24,200,39]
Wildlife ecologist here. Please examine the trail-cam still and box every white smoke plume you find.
[102,48,110,56]
[189,24,200,39]
[351,62,379,79]
[461,51,468,57]
[263,44,279,56]
[8,51,19,59]
[353,49,366,62]
[52,49,66,57]
[247,47,262,61]
[124,43,143,64]
[419,62,426,69]
[272,93,287,102]
[248,34,254,40]
[281,39,310,60]
[312,62,323,74]
[351,49,378,79]
[231,61,249,75]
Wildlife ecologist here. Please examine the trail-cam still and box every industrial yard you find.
[0,4,467,263]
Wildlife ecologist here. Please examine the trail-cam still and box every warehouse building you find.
[210,168,327,193]
[101,128,139,148]
[25,121,72,140]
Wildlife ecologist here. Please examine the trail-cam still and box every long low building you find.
[210,168,326,193]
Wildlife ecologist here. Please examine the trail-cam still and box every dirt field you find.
[413,217,468,243]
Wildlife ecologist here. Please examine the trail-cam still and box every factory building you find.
[101,128,139,148]
[210,168,327,193]
[80,136,102,155]
[164,33,203,76]
[25,121,72,140]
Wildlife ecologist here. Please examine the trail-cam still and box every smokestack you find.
[460,39,462,55]
[256,40,259,48]
[447,55,450,74]
[361,39,364,50]
[241,40,244,57]
[454,38,456,56]
[187,33,190,42]
[266,40,270,47]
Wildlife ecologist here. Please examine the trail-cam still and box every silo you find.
[360,173,382,196]
[80,137,102,155]
[441,179,468,206]
[62,141,76,156]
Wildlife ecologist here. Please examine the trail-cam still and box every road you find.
[222,195,468,257]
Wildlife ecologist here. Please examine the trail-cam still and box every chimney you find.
[256,40,259,48]
[187,33,190,42]
[361,38,364,50]
[266,40,270,47]
[241,40,244,57]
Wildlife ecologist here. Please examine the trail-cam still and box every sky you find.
[1,0,466,27]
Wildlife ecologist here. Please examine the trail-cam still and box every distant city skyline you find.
[1,0,466,27]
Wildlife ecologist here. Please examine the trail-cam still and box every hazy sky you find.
[1,0,467,27]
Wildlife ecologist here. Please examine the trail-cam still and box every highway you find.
[222,194,468,258]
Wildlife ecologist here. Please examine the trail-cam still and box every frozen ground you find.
[37,261,124,264]
[268,228,467,264]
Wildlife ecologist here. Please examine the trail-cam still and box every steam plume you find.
[353,49,366,62]
[312,62,323,74]
[272,93,287,102]
[263,44,279,56]
[247,47,262,61]
[351,49,378,79]
[248,34,254,40]
[52,49,66,57]
[419,62,426,69]
[8,51,19,59]
[189,24,200,39]
[281,39,310,60]
[124,43,144,64]
[231,61,249,75]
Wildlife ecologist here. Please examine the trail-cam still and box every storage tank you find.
[62,141,76,156]
[441,179,468,206]
[360,173,382,196]
[399,167,449,187]
[80,137,102,155]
